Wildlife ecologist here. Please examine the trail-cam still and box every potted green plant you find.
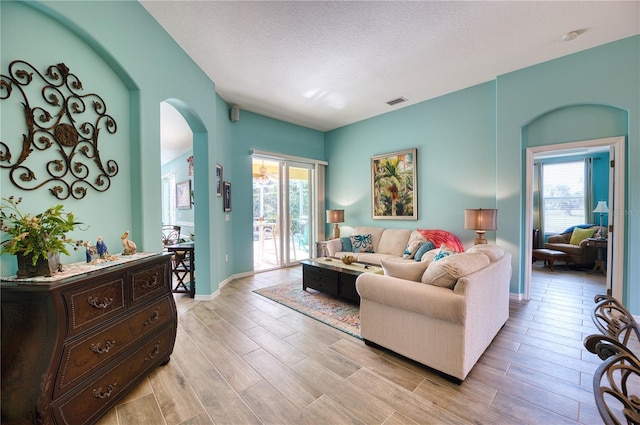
[0,196,83,278]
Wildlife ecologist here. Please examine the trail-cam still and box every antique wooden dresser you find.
[1,253,177,424]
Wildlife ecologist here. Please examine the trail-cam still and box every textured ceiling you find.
[145,1,640,162]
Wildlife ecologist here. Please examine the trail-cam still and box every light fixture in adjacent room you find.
[464,208,498,245]
[593,201,609,239]
[326,209,345,239]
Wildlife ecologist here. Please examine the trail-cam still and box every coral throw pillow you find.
[417,229,464,253]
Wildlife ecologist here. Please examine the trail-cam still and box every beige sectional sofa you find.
[325,226,426,265]
[356,244,511,382]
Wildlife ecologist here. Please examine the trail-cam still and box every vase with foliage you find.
[1,196,82,278]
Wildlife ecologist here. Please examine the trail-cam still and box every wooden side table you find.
[587,238,607,275]
[316,240,330,258]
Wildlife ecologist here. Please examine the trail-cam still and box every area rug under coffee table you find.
[254,280,361,339]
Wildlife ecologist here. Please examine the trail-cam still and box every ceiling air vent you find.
[386,97,407,106]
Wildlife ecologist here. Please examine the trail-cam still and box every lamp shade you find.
[464,209,498,231]
[326,209,344,224]
[593,201,609,214]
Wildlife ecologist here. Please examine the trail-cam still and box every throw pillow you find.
[340,236,352,252]
[381,259,430,282]
[569,227,594,245]
[432,244,456,262]
[403,240,424,259]
[466,244,504,261]
[421,253,490,289]
[351,234,374,253]
[414,240,436,261]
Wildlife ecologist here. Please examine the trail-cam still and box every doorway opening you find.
[252,156,314,271]
[160,101,194,242]
[525,136,625,301]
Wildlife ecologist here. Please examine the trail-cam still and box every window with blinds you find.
[542,161,585,234]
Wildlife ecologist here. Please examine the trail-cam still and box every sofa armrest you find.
[578,239,592,250]
[325,239,343,257]
[356,274,465,324]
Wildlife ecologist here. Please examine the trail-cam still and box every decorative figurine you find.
[121,230,137,255]
[96,236,108,258]
[84,241,97,263]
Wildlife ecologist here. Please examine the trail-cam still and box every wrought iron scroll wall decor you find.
[0,60,119,200]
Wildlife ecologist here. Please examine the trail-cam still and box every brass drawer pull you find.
[90,339,116,354]
[142,275,159,289]
[87,296,113,309]
[144,342,160,361]
[143,308,160,326]
[92,383,117,399]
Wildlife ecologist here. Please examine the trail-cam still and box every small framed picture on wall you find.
[216,164,223,197]
[223,181,232,212]
[176,180,192,209]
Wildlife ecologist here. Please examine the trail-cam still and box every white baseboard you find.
[509,292,524,301]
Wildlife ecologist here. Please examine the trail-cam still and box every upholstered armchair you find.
[544,225,600,266]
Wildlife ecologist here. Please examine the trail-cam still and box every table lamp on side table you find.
[464,208,498,245]
[593,201,609,239]
[326,209,344,239]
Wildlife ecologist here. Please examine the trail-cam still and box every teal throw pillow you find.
[414,241,436,261]
[351,234,374,253]
[340,236,352,252]
[433,244,456,262]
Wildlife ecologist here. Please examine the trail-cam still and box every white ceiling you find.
[146,1,640,163]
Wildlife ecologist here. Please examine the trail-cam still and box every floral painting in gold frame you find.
[371,148,417,220]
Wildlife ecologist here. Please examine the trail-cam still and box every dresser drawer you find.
[63,276,126,338]
[131,262,169,306]
[54,297,174,398]
[52,325,175,425]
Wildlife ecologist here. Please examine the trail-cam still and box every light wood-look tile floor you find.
[97,264,610,425]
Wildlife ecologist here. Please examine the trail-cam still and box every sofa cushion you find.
[381,259,430,281]
[422,253,490,288]
[356,252,399,265]
[351,234,374,253]
[466,244,504,261]
[340,236,352,252]
[378,228,412,255]
[414,241,436,261]
[569,227,594,245]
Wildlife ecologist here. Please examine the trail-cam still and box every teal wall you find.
[326,82,497,244]
[496,36,639,312]
[229,111,325,273]
[326,36,639,313]
[0,0,226,295]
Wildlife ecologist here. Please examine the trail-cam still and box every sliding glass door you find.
[252,156,313,271]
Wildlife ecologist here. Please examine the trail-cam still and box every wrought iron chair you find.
[591,294,640,350]
[162,225,181,247]
[584,294,640,425]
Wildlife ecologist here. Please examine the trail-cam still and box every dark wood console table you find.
[1,253,177,424]
[166,242,195,298]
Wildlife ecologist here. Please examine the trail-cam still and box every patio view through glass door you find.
[253,157,313,271]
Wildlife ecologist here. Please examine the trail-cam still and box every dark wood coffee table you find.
[300,258,382,303]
